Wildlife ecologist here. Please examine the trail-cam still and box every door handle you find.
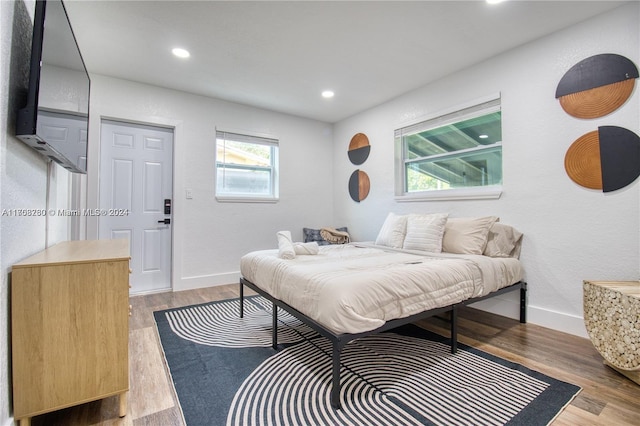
[158,218,171,225]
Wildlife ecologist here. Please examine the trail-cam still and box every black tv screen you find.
[16,0,90,173]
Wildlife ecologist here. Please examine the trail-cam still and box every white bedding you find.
[240,243,524,335]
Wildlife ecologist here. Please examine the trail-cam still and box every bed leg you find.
[239,280,244,318]
[272,301,278,350]
[520,282,527,323]
[450,305,458,354]
[331,343,342,409]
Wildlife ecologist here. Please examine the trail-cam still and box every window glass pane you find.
[397,98,502,196]
[216,139,272,167]
[215,131,278,199]
[406,146,502,192]
[216,166,272,195]
[405,111,501,158]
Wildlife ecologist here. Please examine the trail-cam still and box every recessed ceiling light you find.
[479,134,489,139]
[172,48,190,58]
[322,90,335,99]
[486,0,507,4]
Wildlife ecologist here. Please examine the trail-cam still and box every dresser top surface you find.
[13,239,130,268]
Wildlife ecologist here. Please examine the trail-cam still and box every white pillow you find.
[442,216,499,255]
[375,213,407,248]
[402,213,449,252]
[483,223,524,258]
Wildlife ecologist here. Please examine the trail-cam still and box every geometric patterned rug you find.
[154,296,581,426]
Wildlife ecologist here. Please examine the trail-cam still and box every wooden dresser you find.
[11,239,131,426]
[583,280,640,385]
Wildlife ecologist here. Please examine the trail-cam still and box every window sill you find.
[395,186,502,202]
[215,195,279,204]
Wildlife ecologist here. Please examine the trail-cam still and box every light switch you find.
[185,189,193,199]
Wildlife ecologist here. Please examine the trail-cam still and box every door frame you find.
[85,111,184,294]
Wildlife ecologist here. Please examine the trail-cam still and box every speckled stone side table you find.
[583,280,640,385]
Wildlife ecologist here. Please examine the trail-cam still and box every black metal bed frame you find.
[239,277,527,409]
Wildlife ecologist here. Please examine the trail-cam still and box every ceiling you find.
[63,0,627,123]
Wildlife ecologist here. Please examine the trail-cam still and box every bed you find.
[239,214,527,409]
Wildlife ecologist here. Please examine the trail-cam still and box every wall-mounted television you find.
[15,0,90,174]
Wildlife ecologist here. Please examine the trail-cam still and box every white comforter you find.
[240,243,524,335]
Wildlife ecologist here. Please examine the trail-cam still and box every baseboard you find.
[469,294,589,339]
[527,305,588,338]
[176,271,240,291]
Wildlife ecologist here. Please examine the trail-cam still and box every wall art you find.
[564,126,640,192]
[348,133,371,165]
[555,53,638,119]
[348,169,370,202]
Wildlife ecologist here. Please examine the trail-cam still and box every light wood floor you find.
[30,283,640,425]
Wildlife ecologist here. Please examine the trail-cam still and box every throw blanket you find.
[320,227,351,244]
[241,244,523,335]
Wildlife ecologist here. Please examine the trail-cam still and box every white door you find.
[99,120,173,293]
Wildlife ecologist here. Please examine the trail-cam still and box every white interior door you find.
[99,120,173,293]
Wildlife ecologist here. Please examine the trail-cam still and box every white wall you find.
[1,1,42,424]
[1,1,76,424]
[85,75,335,291]
[332,3,639,338]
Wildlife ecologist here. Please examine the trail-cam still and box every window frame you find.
[215,129,280,203]
[394,94,503,201]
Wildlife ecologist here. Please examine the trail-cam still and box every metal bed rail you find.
[239,277,527,409]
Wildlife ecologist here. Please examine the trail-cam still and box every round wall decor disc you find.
[565,126,640,192]
[348,169,370,202]
[564,130,602,190]
[555,54,638,119]
[348,133,371,165]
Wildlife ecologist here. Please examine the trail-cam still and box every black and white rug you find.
[154,296,580,426]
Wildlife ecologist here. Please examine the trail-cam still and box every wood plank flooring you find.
[29,283,640,425]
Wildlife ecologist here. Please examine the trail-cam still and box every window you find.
[215,130,279,201]
[395,96,502,200]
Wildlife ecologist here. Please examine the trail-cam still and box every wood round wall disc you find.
[556,54,639,119]
[565,131,602,190]
[348,133,371,165]
[565,126,640,192]
[348,169,370,202]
